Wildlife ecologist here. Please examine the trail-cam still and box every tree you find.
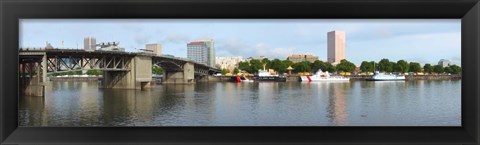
[311,60,324,72]
[261,58,271,69]
[322,62,336,73]
[282,60,294,67]
[395,60,409,73]
[409,62,422,72]
[152,66,164,75]
[423,64,434,73]
[444,67,452,74]
[433,65,444,74]
[233,68,240,74]
[221,68,228,75]
[378,58,394,72]
[448,65,461,74]
[270,59,286,74]
[249,59,264,73]
[238,61,250,72]
[293,61,311,73]
[335,59,356,73]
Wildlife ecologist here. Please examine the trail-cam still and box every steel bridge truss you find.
[46,56,132,72]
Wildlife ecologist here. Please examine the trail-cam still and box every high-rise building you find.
[286,54,319,63]
[215,56,243,71]
[327,31,346,64]
[84,37,96,51]
[187,40,215,67]
[438,59,451,67]
[145,43,162,56]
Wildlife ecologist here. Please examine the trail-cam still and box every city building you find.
[286,54,319,63]
[438,59,451,67]
[187,40,215,67]
[215,56,244,72]
[327,31,346,64]
[145,43,162,56]
[84,37,96,51]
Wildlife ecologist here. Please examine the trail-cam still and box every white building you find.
[438,59,451,67]
[215,56,244,72]
[84,37,96,51]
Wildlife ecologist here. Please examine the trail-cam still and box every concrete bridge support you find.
[20,54,47,97]
[164,62,195,84]
[102,56,152,89]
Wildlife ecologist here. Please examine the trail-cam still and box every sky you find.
[20,19,461,66]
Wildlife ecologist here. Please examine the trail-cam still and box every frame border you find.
[1,0,479,144]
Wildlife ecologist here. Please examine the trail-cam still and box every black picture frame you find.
[1,0,479,144]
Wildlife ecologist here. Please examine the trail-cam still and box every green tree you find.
[270,59,286,74]
[311,60,324,72]
[152,66,164,75]
[433,65,444,74]
[221,68,228,75]
[238,61,250,73]
[282,60,294,70]
[444,67,452,74]
[423,64,434,73]
[321,62,336,73]
[249,59,264,73]
[395,60,409,73]
[261,58,271,69]
[409,62,422,72]
[336,59,356,73]
[233,68,240,74]
[378,58,394,72]
[448,65,461,74]
[293,61,311,73]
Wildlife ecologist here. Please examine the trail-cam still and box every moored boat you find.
[255,69,286,82]
[366,71,406,81]
[300,69,350,82]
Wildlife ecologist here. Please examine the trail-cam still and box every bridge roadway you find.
[19,48,221,96]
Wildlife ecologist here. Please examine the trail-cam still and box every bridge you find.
[19,48,220,96]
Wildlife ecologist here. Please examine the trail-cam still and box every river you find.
[19,80,461,126]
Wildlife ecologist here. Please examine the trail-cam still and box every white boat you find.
[300,69,350,82]
[367,71,406,81]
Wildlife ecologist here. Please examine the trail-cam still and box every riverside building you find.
[286,54,319,63]
[327,31,346,65]
[187,40,215,67]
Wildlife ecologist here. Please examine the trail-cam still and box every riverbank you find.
[49,75,101,81]
[344,74,461,81]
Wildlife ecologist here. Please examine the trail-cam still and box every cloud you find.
[216,39,296,59]
[134,34,151,45]
[164,33,190,44]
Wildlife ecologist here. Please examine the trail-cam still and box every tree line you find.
[234,58,461,75]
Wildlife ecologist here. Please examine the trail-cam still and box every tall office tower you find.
[145,43,162,56]
[327,31,346,64]
[187,40,215,67]
[84,37,96,51]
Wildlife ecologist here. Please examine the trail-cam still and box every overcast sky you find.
[20,19,461,66]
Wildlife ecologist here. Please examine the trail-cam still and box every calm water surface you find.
[19,80,461,126]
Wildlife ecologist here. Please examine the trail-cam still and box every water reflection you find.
[19,80,461,126]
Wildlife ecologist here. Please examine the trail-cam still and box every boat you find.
[300,69,350,82]
[255,69,286,82]
[230,76,254,82]
[366,71,406,81]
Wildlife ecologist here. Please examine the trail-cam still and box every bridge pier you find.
[164,62,195,84]
[20,54,47,97]
[102,55,152,89]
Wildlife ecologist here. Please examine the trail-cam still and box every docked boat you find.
[255,69,286,82]
[366,71,406,81]
[300,69,350,82]
[231,76,254,82]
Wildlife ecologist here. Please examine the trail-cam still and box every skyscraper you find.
[84,37,96,51]
[145,43,162,56]
[327,31,346,64]
[187,40,215,67]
